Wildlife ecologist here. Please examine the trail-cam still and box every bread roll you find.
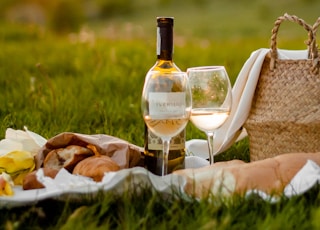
[173,152,320,198]
[73,155,120,182]
[43,145,94,172]
[22,168,59,190]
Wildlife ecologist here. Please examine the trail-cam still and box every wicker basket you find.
[244,14,320,161]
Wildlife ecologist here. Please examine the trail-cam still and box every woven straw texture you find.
[244,14,320,161]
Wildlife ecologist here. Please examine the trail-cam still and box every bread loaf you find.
[173,152,320,198]
[22,168,59,190]
[43,145,94,172]
[73,155,120,182]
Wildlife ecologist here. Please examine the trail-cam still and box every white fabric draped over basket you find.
[186,48,310,157]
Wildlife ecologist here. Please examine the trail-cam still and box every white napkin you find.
[0,126,46,156]
[36,166,187,197]
[188,48,309,158]
[36,168,99,193]
[35,155,206,192]
[185,155,209,168]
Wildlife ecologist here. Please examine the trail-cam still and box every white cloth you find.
[187,48,309,157]
[34,159,320,204]
[0,127,319,208]
[0,126,46,156]
[284,160,320,197]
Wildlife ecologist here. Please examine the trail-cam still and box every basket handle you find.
[313,16,320,40]
[270,13,318,73]
[312,17,320,73]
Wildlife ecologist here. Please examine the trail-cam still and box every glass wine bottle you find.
[143,17,185,175]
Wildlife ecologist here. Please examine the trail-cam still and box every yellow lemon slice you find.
[0,151,35,185]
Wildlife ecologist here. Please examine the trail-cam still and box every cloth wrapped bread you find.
[32,132,320,197]
[173,152,320,197]
[36,132,143,170]
[23,133,143,189]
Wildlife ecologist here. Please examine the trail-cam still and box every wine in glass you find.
[141,71,192,176]
[187,66,232,164]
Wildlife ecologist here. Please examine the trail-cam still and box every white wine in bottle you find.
[143,17,185,175]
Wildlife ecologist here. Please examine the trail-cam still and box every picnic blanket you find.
[0,126,320,209]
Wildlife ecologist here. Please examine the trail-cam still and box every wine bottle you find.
[143,17,185,175]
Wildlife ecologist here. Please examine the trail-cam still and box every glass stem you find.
[206,132,215,164]
[161,138,171,176]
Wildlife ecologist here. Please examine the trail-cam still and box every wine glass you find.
[141,71,192,176]
[187,66,232,164]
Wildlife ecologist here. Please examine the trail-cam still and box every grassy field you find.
[1,0,320,228]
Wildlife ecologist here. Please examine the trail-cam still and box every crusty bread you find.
[43,145,94,172]
[173,152,320,198]
[72,155,120,182]
[22,168,59,190]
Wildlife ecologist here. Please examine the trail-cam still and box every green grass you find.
[2,185,320,229]
[1,0,320,228]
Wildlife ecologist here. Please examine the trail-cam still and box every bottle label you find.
[147,92,185,150]
[148,130,185,150]
[149,92,186,116]
[148,92,186,150]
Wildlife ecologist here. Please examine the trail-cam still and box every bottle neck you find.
[156,23,173,61]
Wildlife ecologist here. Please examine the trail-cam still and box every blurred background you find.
[1,0,320,39]
[1,0,320,141]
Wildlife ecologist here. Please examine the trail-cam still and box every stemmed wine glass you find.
[141,71,192,176]
[187,66,232,164]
